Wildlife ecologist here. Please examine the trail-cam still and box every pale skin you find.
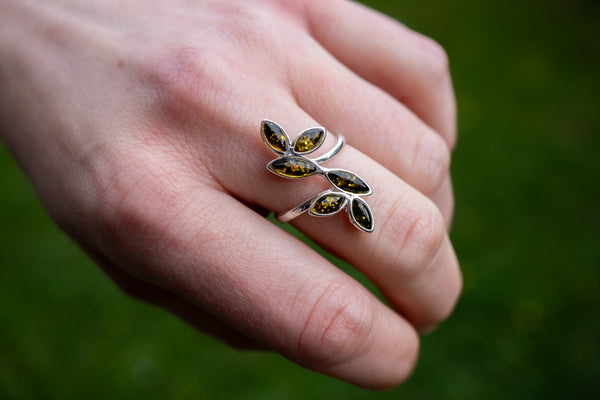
[0,0,461,389]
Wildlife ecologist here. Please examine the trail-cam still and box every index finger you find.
[93,148,418,389]
[302,0,457,146]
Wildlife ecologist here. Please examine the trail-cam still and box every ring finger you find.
[199,97,462,330]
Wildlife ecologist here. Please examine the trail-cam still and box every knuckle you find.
[385,329,420,388]
[413,132,451,195]
[218,4,269,43]
[93,147,183,252]
[295,283,373,370]
[438,266,463,324]
[418,35,450,83]
[419,278,463,330]
[212,3,296,58]
[96,172,157,248]
[438,284,463,325]
[383,196,446,279]
[141,47,235,121]
[399,345,420,388]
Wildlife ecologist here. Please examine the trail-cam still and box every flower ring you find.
[261,119,374,233]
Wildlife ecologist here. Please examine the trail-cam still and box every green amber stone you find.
[311,194,345,215]
[293,128,325,153]
[351,198,373,232]
[268,157,318,178]
[262,120,288,153]
[326,170,371,194]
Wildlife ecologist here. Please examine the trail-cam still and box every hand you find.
[0,0,461,389]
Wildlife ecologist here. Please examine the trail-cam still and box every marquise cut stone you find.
[262,121,288,153]
[294,128,324,153]
[351,198,373,232]
[268,157,318,178]
[327,170,370,194]
[311,194,344,215]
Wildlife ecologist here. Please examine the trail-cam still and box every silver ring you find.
[261,119,374,233]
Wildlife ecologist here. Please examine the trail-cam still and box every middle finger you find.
[207,100,462,329]
[290,44,453,208]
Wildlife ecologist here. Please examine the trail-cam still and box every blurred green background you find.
[1,0,599,398]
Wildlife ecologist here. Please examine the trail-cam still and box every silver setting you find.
[262,119,374,233]
[313,136,344,164]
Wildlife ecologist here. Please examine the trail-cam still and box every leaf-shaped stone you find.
[262,120,289,153]
[310,193,345,216]
[351,198,374,232]
[268,157,318,178]
[326,170,371,194]
[293,128,325,154]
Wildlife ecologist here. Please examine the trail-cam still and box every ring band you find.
[261,119,374,232]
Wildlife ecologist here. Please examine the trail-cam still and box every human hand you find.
[0,0,461,389]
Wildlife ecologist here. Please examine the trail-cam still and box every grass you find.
[1,0,599,398]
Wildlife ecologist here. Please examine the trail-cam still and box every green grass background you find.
[1,0,599,398]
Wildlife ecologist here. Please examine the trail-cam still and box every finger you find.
[95,255,261,350]
[290,141,462,329]
[135,46,458,332]
[430,174,454,229]
[197,101,461,330]
[302,0,456,147]
[288,45,453,214]
[91,150,419,389]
